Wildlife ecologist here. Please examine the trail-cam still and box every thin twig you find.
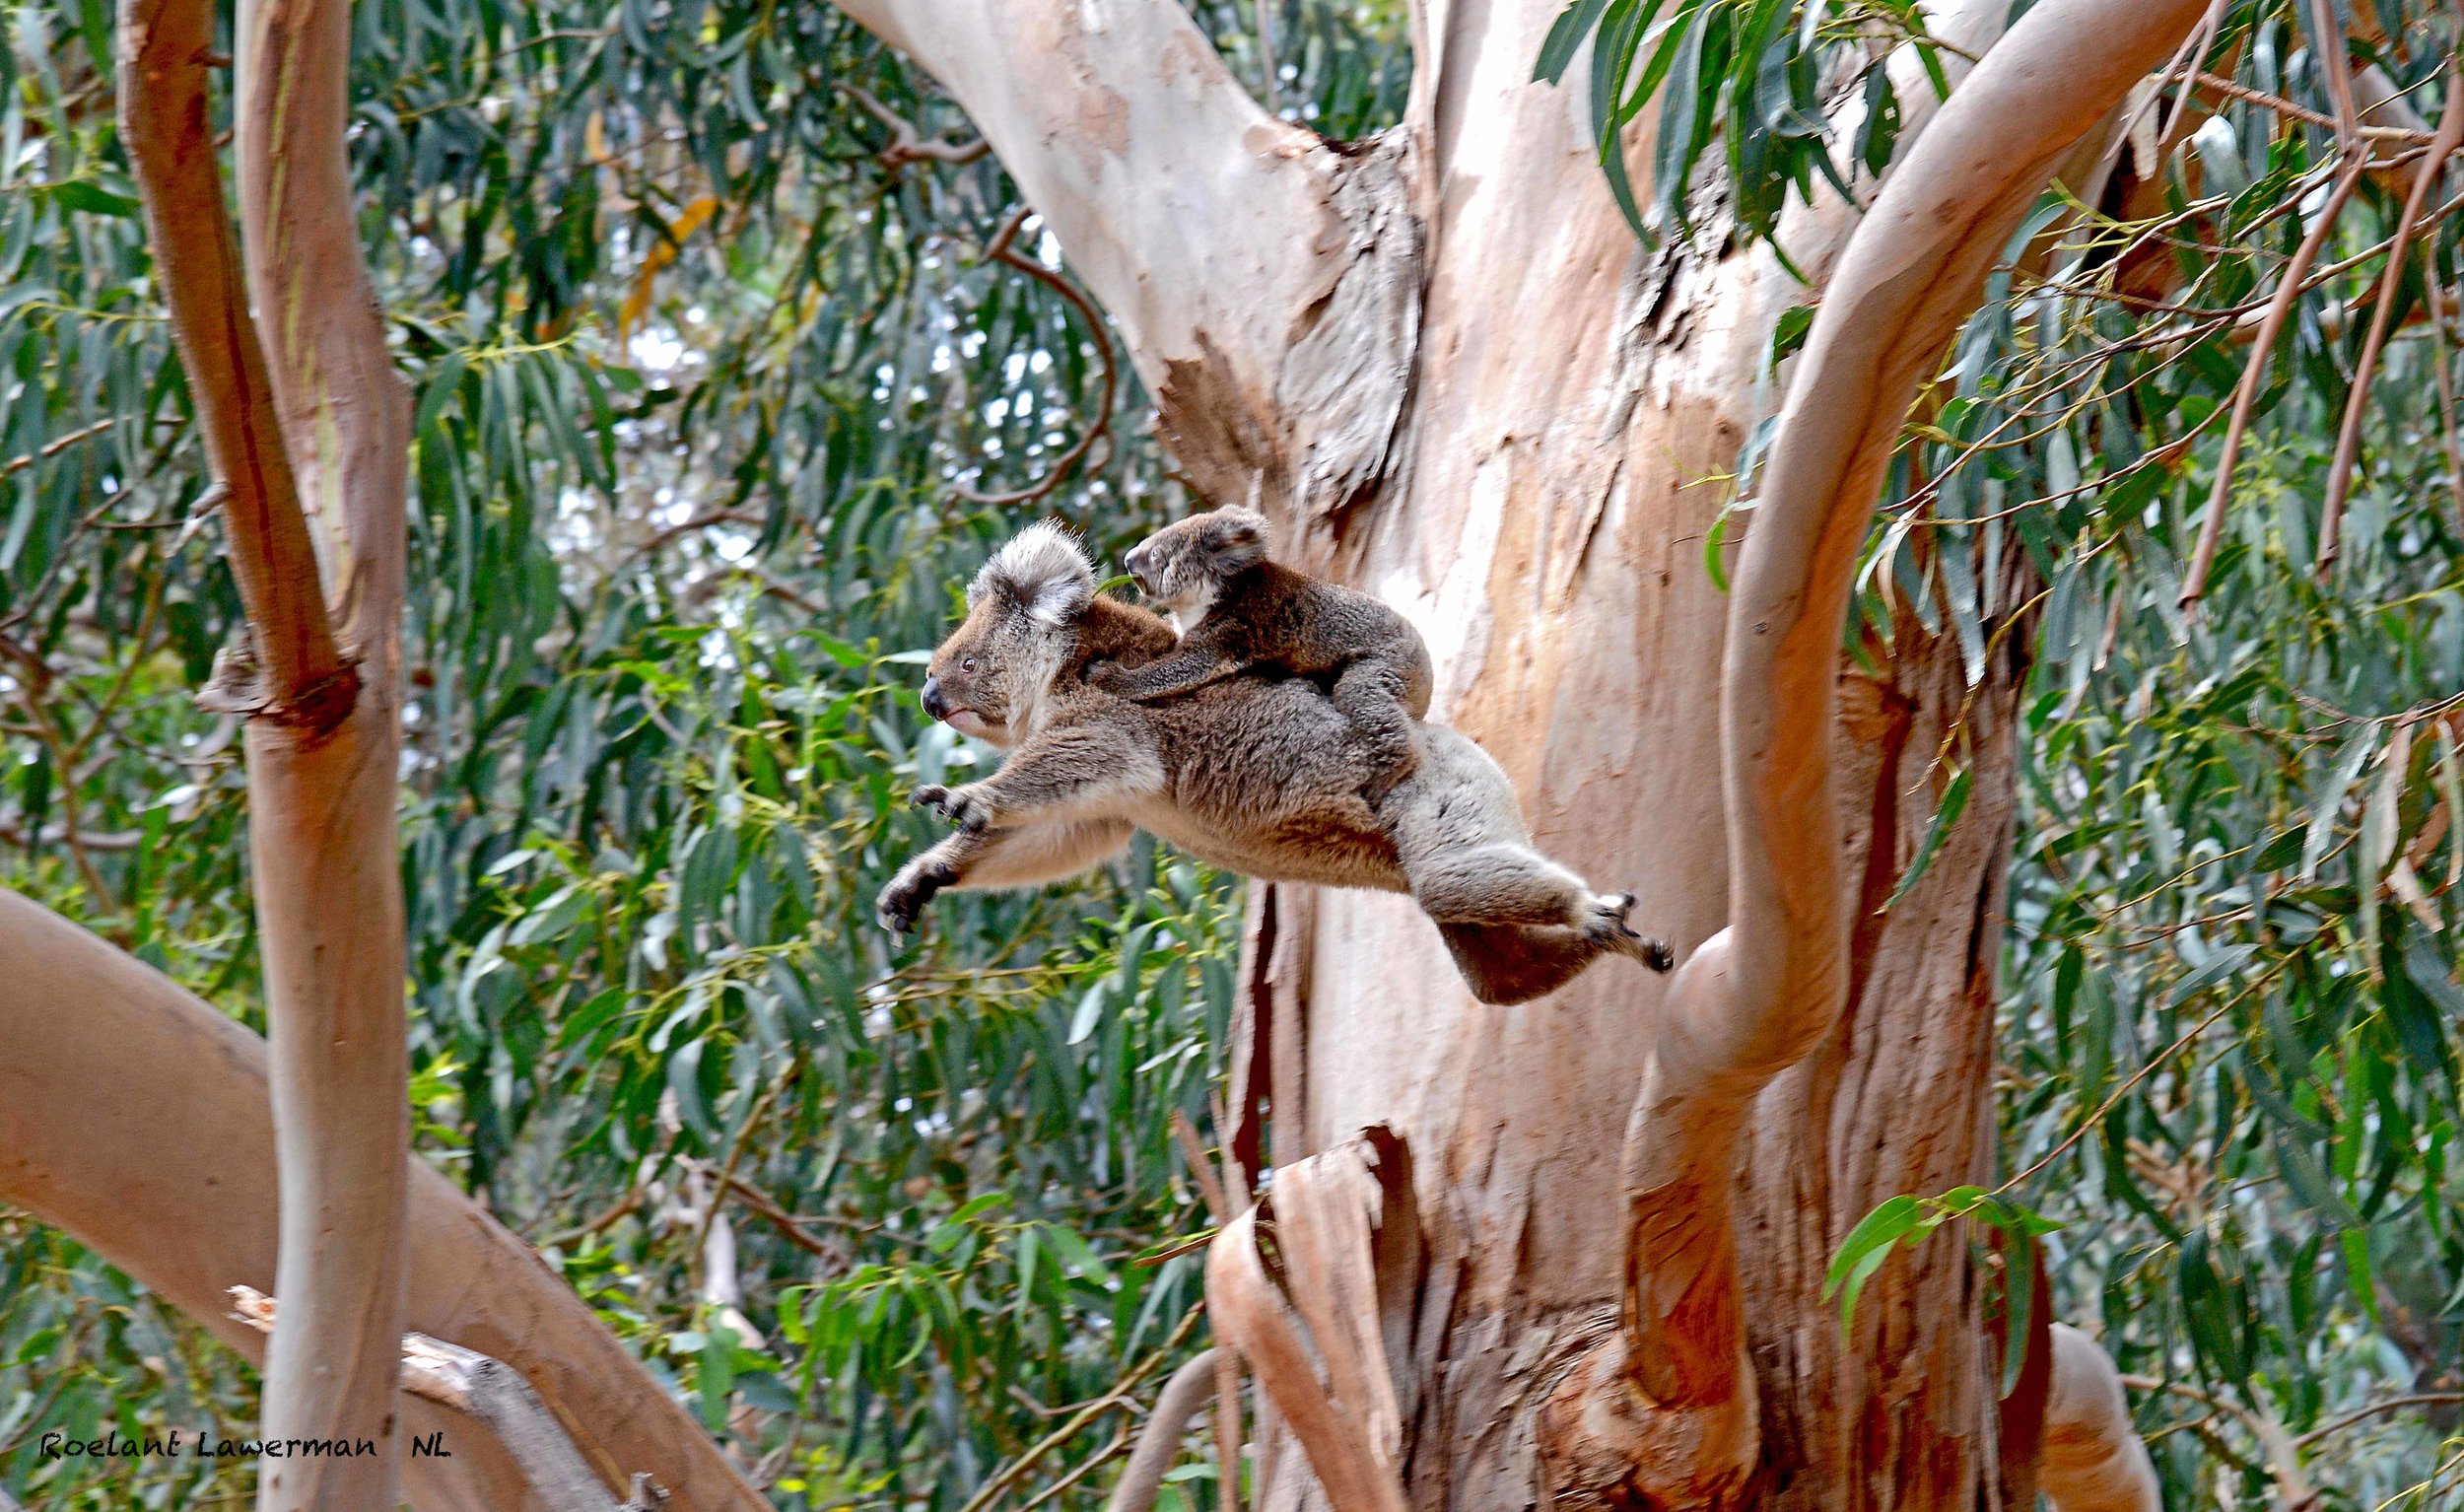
[838,83,992,167]
[691,1071,793,1270]
[2188,71,2421,142]
[2319,50,2464,576]
[2432,286,2464,538]
[956,1304,1205,1512]
[618,508,763,568]
[2181,155,2367,605]
[540,1188,645,1250]
[0,419,114,478]
[2004,982,2259,1194]
[951,209,1118,509]
[2122,1373,2315,1509]
[2294,1393,2464,1448]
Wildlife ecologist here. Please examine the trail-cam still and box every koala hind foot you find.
[1584,892,1676,973]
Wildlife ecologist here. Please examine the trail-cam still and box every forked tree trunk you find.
[1255,91,2036,1509]
[835,1,2196,1506]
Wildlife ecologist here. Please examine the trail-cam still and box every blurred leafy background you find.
[3,0,2460,1506]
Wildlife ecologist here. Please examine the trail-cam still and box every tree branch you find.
[1605,0,2210,1485]
[117,0,349,722]
[1103,1348,1221,1512]
[2120,1369,2314,1510]
[236,0,411,664]
[950,209,1118,508]
[822,0,1419,518]
[168,0,427,1497]
[230,1287,668,1512]
[0,890,766,1512]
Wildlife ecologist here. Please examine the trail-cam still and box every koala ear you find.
[1023,570,1092,626]
[1208,509,1269,576]
[976,518,1096,626]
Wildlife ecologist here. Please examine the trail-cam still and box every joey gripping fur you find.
[882,520,1673,1004]
[1095,507,1433,803]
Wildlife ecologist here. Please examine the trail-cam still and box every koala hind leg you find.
[1404,843,1603,928]
[1330,658,1422,805]
[1435,923,1610,1004]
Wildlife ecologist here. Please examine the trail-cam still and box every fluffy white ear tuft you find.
[974,519,1095,626]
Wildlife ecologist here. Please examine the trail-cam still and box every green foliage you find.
[1538,0,1951,246]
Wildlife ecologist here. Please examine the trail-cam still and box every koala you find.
[878,521,1674,1004]
[1094,507,1433,804]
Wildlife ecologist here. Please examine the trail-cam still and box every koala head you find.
[1122,507,1268,624]
[922,520,1096,745]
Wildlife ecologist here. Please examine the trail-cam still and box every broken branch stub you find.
[1203,1131,1416,1512]
[230,1285,664,1512]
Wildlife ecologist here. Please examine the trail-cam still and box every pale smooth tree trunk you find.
[830,1,2197,1506]
[119,0,416,1500]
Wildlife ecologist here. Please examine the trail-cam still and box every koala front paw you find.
[877,859,958,935]
[912,783,994,833]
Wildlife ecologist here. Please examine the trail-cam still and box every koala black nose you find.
[921,678,949,720]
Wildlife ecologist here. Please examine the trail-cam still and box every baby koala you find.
[1094,508,1434,803]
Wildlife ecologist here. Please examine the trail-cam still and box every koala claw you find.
[1588,892,1676,973]
[912,783,992,833]
[877,860,958,935]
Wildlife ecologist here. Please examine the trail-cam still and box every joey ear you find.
[1210,508,1269,576]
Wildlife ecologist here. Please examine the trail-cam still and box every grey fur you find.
[1096,507,1433,803]
[883,523,1673,1004]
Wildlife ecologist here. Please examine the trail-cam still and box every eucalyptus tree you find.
[3,0,2462,1509]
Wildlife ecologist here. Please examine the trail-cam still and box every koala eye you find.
[962,656,979,672]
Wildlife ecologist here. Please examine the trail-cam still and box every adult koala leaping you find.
[880,520,1672,1005]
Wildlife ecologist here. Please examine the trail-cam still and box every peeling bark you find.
[827,0,1420,519]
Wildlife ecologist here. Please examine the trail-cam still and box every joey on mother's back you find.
[1093,506,1433,805]
[885,520,1673,1004]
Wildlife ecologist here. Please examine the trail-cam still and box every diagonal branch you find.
[0,889,766,1512]
[117,0,349,724]
[1603,0,2210,1486]
[951,209,1118,508]
[235,0,411,667]
[1103,1348,1222,1512]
